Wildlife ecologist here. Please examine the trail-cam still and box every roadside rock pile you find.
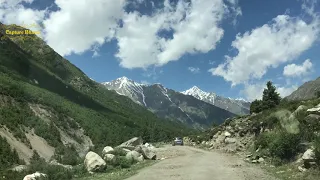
[84,137,157,173]
[207,115,256,153]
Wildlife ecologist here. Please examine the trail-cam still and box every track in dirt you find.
[126,145,279,180]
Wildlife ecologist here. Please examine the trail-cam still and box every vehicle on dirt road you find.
[172,137,183,146]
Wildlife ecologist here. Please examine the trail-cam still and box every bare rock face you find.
[84,151,106,172]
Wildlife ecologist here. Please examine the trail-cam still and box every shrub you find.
[314,136,320,165]
[110,148,127,156]
[269,130,302,160]
[316,91,320,98]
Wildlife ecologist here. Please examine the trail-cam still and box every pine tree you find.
[262,81,281,109]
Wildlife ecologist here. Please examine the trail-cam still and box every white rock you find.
[84,151,106,172]
[224,131,231,137]
[258,157,264,163]
[126,150,144,162]
[104,154,116,163]
[298,166,307,172]
[23,172,46,180]
[307,104,320,113]
[102,146,114,156]
[224,137,237,144]
[302,149,315,161]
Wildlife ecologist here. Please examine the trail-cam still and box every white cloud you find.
[283,59,313,77]
[209,12,320,86]
[0,0,46,33]
[188,67,200,74]
[116,0,241,69]
[42,0,126,56]
[241,82,298,101]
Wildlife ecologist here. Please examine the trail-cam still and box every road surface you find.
[126,145,278,180]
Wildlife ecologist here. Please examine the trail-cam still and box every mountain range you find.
[102,77,250,128]
[284,77,320,101]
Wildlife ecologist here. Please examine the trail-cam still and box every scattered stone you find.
[224,137,237,144]
[49,160,73,170]
[298,166,307,172]
[104,154,116,163]
[23,172,46,180]
[251,160,258,163]
[258,157,264,163]
[276,171,285,174]
[102,146,114,156]
[141,146,157,160]
[224,131,231,137]
[307,104,320,113]
[117,137,143,149]
[302,149,315,162]
[126,150,144,162]
[246,154,252,158]
[84,151,106,172]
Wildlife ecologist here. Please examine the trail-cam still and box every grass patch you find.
[74,160,157,180]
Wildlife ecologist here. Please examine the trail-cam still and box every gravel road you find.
[125,145,279,180]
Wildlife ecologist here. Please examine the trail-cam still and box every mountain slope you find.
[103,78,236,128]
[0,24,193,164]
[182,86,250,115]
[285,77,320,101]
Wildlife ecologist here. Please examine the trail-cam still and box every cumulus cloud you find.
[283,59,313,77]
[116,0,241,69]
[0,0,46,33]
[188,67,200,74]
[209,13,320,86]
[43,0,125,56]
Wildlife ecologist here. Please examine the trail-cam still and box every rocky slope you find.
[182,86,251,115]
[103,77,236,129]
[285,77,320,101]
[185,97,320,179]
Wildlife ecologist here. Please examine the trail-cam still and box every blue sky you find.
[1,0,320,100]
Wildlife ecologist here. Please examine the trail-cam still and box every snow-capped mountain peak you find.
[182,86,251,115]
[182,86,216,103]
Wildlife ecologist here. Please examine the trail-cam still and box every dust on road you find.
[126,145,278,180]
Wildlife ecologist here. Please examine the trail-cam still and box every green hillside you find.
[0,24,194,174]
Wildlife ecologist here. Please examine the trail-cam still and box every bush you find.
[314,136,320,165]
[110,148,127,157]
[112,156,133,169]
[53,145,81,166]
[269,130,302,160]
[316,91,320,98]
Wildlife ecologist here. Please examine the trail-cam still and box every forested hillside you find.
[0,23,194,175]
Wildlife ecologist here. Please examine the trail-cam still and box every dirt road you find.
[126,145,278,180]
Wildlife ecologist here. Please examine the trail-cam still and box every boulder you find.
[118,137,143,149]
[307,104,320,114]
[224,131,231,137]
[294,105,308,115]
[102,146,114,156]
[23,172,46,180]
[141,146,156,160]
[104,154,116,164]
[224,137,237,144]
[49,160,73,170]
[84,151,106,172]
[305,114,320,125]
[126,150,144,162]
[258,157,265,163]
[302,149,315,162]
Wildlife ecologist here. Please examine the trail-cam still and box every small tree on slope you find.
[250,81,281,114]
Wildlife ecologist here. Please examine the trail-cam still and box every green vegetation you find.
[0,24,194,179]
[250,81,281,114]
[316,91,320,98]
[0,137,24,171]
